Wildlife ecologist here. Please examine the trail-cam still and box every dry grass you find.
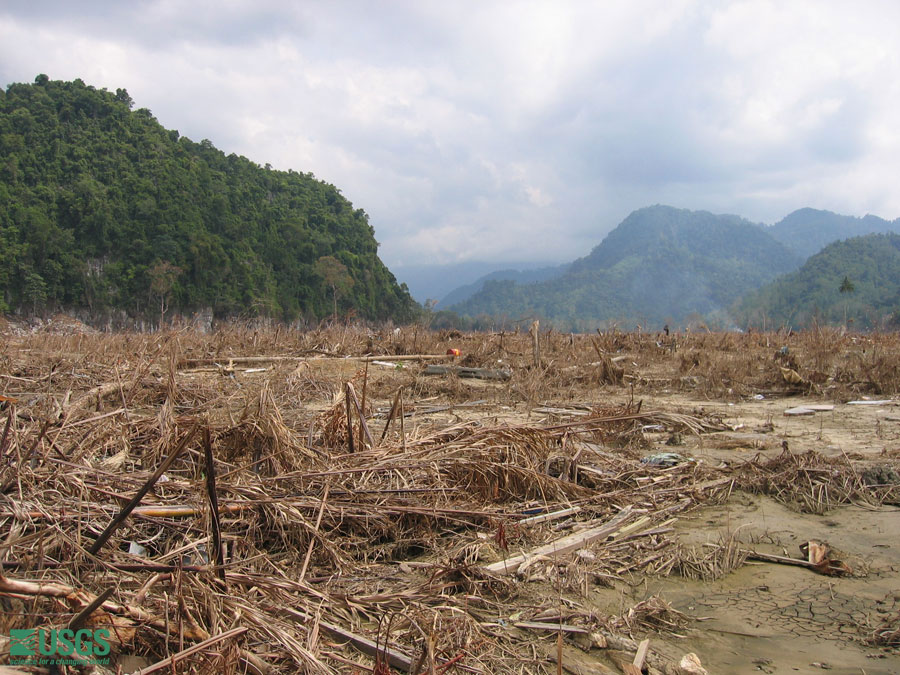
[0,320,898,672]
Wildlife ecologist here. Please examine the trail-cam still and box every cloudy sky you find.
[2,1,899,272]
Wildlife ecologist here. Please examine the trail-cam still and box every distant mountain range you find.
[442,205,900,330]
[393,260,564,305]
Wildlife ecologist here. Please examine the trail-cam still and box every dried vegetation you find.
[0,321,898,672]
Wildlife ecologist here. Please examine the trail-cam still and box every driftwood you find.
[704,542,851,576]
[424,364,512,380]
[484,506,639,576]
[178,354,452,368]
[519,506,582,526]
[67,381,122,412]
[514,621,589,634]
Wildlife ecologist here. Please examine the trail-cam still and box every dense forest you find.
[445,206,801,330]
[0,75,418,323]
[735,233,900,330]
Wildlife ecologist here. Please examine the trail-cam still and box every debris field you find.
[0,320,898,673]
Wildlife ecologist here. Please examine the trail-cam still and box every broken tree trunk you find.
[531,320,541,367]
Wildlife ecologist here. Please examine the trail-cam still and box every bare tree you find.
[148,260,181,328]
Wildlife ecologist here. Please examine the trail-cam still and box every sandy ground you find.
[567,392,900,674]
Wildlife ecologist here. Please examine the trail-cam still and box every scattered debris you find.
[678,652,708,674]
[641,452,687,467]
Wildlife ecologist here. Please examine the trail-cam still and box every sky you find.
[2,0,900,272]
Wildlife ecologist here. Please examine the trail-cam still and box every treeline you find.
[0,75,418,323]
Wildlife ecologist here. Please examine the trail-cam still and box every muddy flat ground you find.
[0,320,898,674]
[607,392,900,674]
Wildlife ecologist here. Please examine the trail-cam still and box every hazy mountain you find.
[735,232,900,330]
[448,206,802,329]
[767,208,900,259]
[438,263,570,307]
[394,260,563,304]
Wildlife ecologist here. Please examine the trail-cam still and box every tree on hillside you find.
[148,260,181,327]
[24,272,48,315]
[315,256,354,319]
[839,275,855,326]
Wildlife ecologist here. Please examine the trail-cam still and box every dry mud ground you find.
[0,322,898,674]
[600,393,900,675]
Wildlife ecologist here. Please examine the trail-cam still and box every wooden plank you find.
[519,506,582,526]
[483,506,635,576]
[608,515,651,539]
[514,621,589,634]
[632,638,650,669]
[704,543,816,569]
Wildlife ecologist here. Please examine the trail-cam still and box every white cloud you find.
[2,0,899,269]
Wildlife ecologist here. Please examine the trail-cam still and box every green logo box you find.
[9,628,111,658]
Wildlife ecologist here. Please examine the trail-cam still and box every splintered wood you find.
[0,323,897,673]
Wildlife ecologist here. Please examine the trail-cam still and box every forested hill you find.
[734,233,900,330]
[448,206,801,329]
[0,75,418,323]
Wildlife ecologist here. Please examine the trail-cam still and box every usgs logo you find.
[9,628,111,664]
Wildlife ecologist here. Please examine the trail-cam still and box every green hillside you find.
[0,75,417,323]
[448,206,801,329]
[735,233,900,330]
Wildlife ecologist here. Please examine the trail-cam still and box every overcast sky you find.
[2,1,899,270]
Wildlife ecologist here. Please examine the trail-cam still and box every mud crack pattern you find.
[694,584,873,642]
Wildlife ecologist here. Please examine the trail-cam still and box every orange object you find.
[446,348,461,357]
